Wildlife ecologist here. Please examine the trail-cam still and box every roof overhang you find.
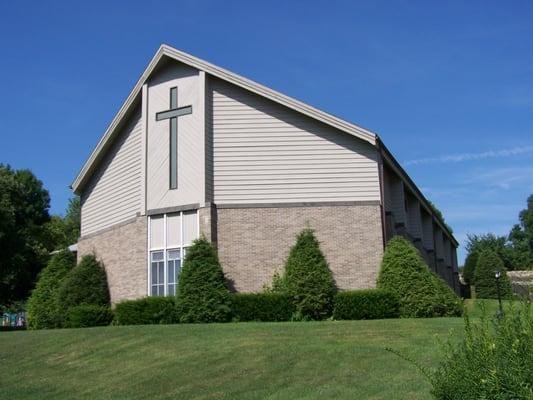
[71,44,377,194]
[376,137,459,247]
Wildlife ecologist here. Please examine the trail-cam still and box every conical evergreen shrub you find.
[176,238,232,323]
[27,251,75,329]
[57,254,110,313]
[377,236,462,317]
[474,250,512,299]
[462,252,479,286]
[281,228,336,320]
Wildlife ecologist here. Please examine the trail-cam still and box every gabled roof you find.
[71,44,457,246]
[71,44,377,193]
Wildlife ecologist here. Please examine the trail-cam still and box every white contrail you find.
[404,145,533,166]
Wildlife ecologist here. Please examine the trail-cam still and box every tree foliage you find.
[45,197,81,251]
[465,195,533,272]
[26,251,75,329]
[506,194,533,270]
[462,252,479,286]
[474,250,512,300]
[176,238,232,323]
[274,228,336,320]
[57,254,110,312]
[466,233,509,261]
[377,236,462,317]
[428,201,453,234]
[0,164,52,305]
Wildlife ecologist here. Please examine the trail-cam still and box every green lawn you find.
[464,298,524,318]
[0,318,466,400]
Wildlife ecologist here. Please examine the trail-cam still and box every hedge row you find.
[67,304,113,328]
[231,293,295,322]
[114,296,179,325]
[332,289,400,320]
[112,289,399,325]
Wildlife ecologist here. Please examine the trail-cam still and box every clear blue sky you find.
[1,1,532,262]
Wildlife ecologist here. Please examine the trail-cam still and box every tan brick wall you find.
[198,205,215,242]
[216,205,384,292]
[77,216,147,304]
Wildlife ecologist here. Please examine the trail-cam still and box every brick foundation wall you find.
[215,204,384,292]
[199,205,216,242]
[77,216,147,304]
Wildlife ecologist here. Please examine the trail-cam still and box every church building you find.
[72,45,459,304]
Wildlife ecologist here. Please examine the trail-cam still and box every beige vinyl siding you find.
[205,77,214,202]
[146,63,204,210]
[211,79,380,204]
[81,107,142,236]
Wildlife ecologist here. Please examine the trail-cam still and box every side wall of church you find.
[210,78,381,204]
[77,216,148,305]
[215,203,384,292]
[80,106,143,237]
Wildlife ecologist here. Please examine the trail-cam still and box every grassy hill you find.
[1,300,515,400]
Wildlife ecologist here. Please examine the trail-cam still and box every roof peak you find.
[71,44,376,193]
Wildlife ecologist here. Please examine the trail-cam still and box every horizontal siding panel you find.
[213,149,374,157]
[212,80,380,204]
[215,194,379,202]
[81,108,142,236]
[214,169,377,178]
[215,176,375,183]
[215,181,378,189]
[214,162,375,171]
[214,156,371,163]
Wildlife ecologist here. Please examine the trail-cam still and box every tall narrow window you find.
[148,210,198,296]
[150,251,165,296]
[167,249,181,295]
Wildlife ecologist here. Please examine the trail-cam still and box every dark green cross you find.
[155,87,193,190]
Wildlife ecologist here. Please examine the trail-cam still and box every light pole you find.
[495,270,504,319]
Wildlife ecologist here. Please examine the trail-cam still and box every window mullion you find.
[147,216,151,296]
[163,214,168,296]
[180,211,184,265]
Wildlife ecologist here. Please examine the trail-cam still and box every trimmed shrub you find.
[462,252,478,287]
[428,302,533,399]
[27,251,75,329]
[67,304,113,328]
[114,296,179,325]
[58,255,110,313]
[377,236,462,318]
[231,293,295,322]
[176,238,232,323]
[474,250,513,299]
[332,289,400,320]
[277,228,336,320]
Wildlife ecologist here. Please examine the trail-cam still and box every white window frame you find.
[147,211,200,296]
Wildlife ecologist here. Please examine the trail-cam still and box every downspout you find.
[376,137,387,248]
